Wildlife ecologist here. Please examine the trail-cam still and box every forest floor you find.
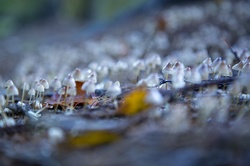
[1,0,250,166]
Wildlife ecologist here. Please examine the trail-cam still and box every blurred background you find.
[0,0,204,38]
[0,0,189,81]
[0,0,249,85]
[0,0,148,37]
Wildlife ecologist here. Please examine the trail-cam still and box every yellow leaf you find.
[117,87,151,116]
[65,130,120,148]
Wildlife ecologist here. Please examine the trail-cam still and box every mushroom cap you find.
[203,57,212,66]
[242,62,250,73]
[51,77,62,90]
[32,80,39,89]
[184,67,192,80]
[212,57,222,70]
[6,85,19,96]
[162,62,173,75]
[145,73,160,87]
[133,59,146,71]
[104,81,113,90]
[173,61,185,72]
[232,61,244,71]
[40,79,49,89]
[106,83,122,97]
[23,82,30,91]
[81,81,95,95]
[214,60,232,76]
[5,79,14,88]
[187,69,202,83]
[58,87,66,95]
[28,88,36,96]
[63,74,76,87]
[172,68,186,88]
[146,53,161,68]
[72,68,84,81]
[35,84,45,92]
[87,72,97,84]
[197,64,210,80]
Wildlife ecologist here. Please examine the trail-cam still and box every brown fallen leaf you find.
[46,81,97,108]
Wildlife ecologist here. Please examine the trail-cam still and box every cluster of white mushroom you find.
[161,57,234,89]
[0,66,125,125]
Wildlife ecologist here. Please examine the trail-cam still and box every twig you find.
[224,39,241,62]
[159,77,237,101]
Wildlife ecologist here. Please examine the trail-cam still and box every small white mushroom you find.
[35,84,44,102]
[54,87,66,111]
[133,59,146,78]
[106,81,122,98]
[50,77,62,91]
[87,72,97,84]
[197,64,210,80]
[103,81,113,90]
[40,79,49,89]
[81,81,96,96]
[214,60,232,77]
[184,67,192,80]
[96,65,109,81]
[202,57,212,67]
[162,62,173,80]
[146,53,161,73]
[21,82,30,103]
[232,61,244,75]
[172,73,185,89]
[72,68,84,81]
[172,62,185,75]
[28,88,36,104]
[67,87,76,108]
[6,85,19,105]
[186,69,202,84]
[242,62,250,74]
[145,73,160,87]
[31,80,39,89]
[212,57,222,73]
[63,74,76,88]
[4,79,14,88]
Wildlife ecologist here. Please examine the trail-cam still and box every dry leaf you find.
[47,81,97,107]
[117,87,151,116]
[64,130,120,148]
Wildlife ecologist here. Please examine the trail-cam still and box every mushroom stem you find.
[29,95,33,104]
[12,95,14,105]
[21,83,25,103]
[5,96,9,107]
[55,94,62,111]
[35,91,39,101]
[237,70,241,76]
[64,86,69,104]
